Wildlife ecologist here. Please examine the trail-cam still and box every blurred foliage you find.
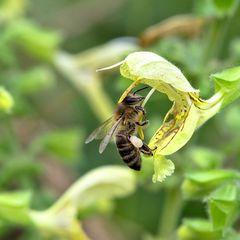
[1,0,240,240]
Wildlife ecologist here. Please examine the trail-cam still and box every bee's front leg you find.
[135,120,149,127]
[134,106,146,115]
[134,106,148,126]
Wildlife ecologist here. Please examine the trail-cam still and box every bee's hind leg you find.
[140,142,153,156]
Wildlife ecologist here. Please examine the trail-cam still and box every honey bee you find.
[115,129,153,170]
[85,87,153,170]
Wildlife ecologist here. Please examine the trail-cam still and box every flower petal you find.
[152,155,175,183]
[52,166,136,210]
[149,96,199,155]
[120,51,199,93]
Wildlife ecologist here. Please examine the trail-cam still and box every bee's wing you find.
[99,116,123,154]
[85,117,114,144]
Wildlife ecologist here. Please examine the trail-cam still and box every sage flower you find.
[102,51,240,182]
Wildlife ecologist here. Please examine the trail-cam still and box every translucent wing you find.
[85,117,114,144]
[99,116,123,154]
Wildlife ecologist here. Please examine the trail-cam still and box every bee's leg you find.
[151,146,157,151]
[126,122,136,135]
[135,120,149,127]
[134,106,148,127]
[135,106,146,115]
[139,142,153,156]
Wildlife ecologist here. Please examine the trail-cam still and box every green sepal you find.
[211,66,240,109]
[207,183,240,231]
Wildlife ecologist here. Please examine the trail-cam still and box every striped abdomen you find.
[115,132,141,171]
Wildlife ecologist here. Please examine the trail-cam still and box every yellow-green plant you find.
[0,166,136,240]
[100,51,240,184]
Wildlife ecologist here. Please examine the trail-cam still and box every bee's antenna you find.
[133,86,149,95]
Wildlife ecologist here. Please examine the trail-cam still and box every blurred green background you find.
[1,0,240,239]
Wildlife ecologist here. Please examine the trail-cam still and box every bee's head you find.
[122,93,145,105]
[121,86,148,105]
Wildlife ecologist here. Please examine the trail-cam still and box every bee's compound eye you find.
[129,136,143,148]
[123,95,144,105]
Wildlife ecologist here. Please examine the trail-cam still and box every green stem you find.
[158,185,183,240]
[202,19,222,64]
[200,16,232,85]
[53,52,114,122]
[202,2,239,65]
[82,75,114,121]
[1,115,21,153]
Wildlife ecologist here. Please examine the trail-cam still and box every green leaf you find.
[207,184,240,231]
[32,128,82,162]
[0,87,14,113]
[224,104,240,131]
[17,66,56,94]
[182,170,240,199]
[212,66,240,108]
[0,157,42,187]
[194,0,237,17]
[230,38,240,61]
[152,155,175,183]
[222,230,240,240]
[7,20,60,61]
[177,219,222,240]
[194,0,217,17]
[178,218,222,240]
[0,191,32,225]
[187,147,224,169]
[185,170,240,184]
[0,37,17,66]
[212,0,237,13]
